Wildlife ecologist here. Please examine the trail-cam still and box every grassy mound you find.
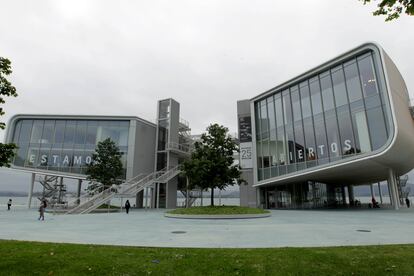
[167,205,269,215]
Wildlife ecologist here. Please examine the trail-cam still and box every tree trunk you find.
[211,188,214,206]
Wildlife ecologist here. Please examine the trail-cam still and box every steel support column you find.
[388,169,399,210]
[348,185,354,204]
[378,182,383,204]
[28,173,35,208]
[77,179,82,205]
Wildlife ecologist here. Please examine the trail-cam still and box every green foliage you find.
[85,138,124,192]
[167,206,269,215]
[181,123,245,206]
[362,0,414,21]
[2,241,414,275]
[0,57,18,167]
[0,143,17,167]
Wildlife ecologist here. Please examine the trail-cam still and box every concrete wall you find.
[131,119,157,178]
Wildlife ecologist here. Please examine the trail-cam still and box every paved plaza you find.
[1,207,414,248]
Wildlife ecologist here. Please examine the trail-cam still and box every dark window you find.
[331,67,348,107]
[54,121,66,145]
[351,109,371,153]
[344,61,363,102]
[85,121,98,145]
[336,106,355,155]
[255,102,261,140]
[159,100,170,119]
[313,114,329,162]
[320,74,334,111]
[303,117,316,161]
[282,90,292,125]
[310,77,323,115]
[324,110,340,160]
[366,106,388,150]
[41,120,55,145]
[157,119,169,151]
[267,97,276,131]
[63,121,76,146]
[294,122,305,163]
[291,86,302,122]
[12,120,22,143]
[358,54,379,98]
[300,83,312,119]
[30,120,44,144]
[74,121,87,146]
[275,95,284,127]
[260,100,269,137]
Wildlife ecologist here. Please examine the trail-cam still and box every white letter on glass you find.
[318,145,325,155]
[344,139,352,151]
[331,142,338,153]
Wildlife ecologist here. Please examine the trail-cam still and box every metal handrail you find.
[166,142,192,153]
[65,165,181,214]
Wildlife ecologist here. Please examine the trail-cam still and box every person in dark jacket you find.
[125,200,131,214]
[406,198,411,208]
[38,200,46,221]
[7,199,12,211]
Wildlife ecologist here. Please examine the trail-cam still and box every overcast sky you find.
[1,0,413,192]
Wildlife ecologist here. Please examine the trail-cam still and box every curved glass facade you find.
[10,119,130,176]
[255,51,391,181]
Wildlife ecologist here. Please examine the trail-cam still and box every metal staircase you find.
[65,165,181,214]
[37,175,67,207]
[397,174,410,205]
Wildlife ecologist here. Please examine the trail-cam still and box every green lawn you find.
[1,241,414,275]
[167,205,269,215]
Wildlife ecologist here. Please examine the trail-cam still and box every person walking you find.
[38,200,46,221]
[406,198,411,208]
[7,199,12,211]
[125,200,131,214]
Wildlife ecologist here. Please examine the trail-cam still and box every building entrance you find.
[263,181,347,209]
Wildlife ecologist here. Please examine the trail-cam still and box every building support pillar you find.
[77,179,82,205]
[348,185,354,206]
[28,173,35,208]
[150,186,155,208]
[388,169,399,210]
[256,188,261,208]
[144,187,148,210]
[156,183,160,209]
[378,182,383,204]
[370,184,374,199]
[341,186,346,205]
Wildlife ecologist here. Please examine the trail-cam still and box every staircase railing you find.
[64,173,147,215]
[65,166,181,214]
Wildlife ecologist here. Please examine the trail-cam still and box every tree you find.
[361,0,414,21]
[85,138,124,193]
[181,124,245,206]
[0,57,18,167]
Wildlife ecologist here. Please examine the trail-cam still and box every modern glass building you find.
[255,50,390,180]
[4,99,192,210]
[239,43,414,210]
[10,118,130,176]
